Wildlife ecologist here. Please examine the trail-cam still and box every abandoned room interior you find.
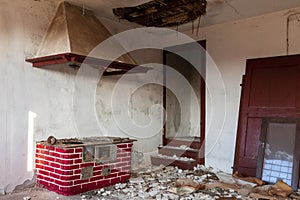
[1,0,300,199]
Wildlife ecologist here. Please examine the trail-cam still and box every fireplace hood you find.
[26,1,149,75]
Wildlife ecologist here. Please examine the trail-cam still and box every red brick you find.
[59,185,80,192]
[36,149,48,155]
[56,158,73,165]
[117,144,128,149]
[122,147,132,152]
[111,169,119,173]
[38,179,50,187]
[75,148,83,153]
[118,171,127,176]
[93,171,101,176]
[49,152,61,158]
[73,169,81,174]
[39,170,49,176]
[49,172,60,179]
[55,168,73,175]
[41,160,50,166]
[49,162,60,169]
[35,154,46,159]
[90,176,103,182]
[54,179,72,186]
[36,164,44,170]
[36,174,45,180]
[110,177,121,185]
[74,158,82,164]
[36,144,45,149]
[44,176,54,183]
[45,156,55,162]
[61,154,80,159]
[104,173,117,179]
[120,174,131,182]
[61,164,79,170]
[56,148,74,153]
[44,166,55,172]
[48,146,55,151]
[97,180,110,187]
[49,183,59,190]
[114,167,122,173]
[93,166,103,171]
[60,175,80,181]
[80,162,94,168]
[81,182,98,190]
[74,179,89,185]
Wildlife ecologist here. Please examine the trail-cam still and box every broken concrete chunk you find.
[138,190,150,198]
[215,172,257,187]
[175,178,205,190]
[233,171,264,186]
[290,193,300,199]
[115,183,127,189]
[129,177,144,184]
[237,187,253,196]
[249,192,276,200]
[148,188,159,197]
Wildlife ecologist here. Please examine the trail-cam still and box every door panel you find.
[244,118,261,160]
[234,54,300,179]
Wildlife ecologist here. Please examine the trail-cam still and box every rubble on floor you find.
[67,164,299,200]
[5,165,300,200]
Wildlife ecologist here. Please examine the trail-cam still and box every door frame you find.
[162,40,206,163]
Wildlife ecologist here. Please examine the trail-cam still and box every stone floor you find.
[0,165,297,200]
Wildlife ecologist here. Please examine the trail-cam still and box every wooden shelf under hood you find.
[26,53,151,76]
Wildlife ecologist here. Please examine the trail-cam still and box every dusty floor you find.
[0,165,298,200]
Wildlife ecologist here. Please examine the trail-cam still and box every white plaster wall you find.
[0,0,163,192]
[184,8,300,172]
[0,0,58,192]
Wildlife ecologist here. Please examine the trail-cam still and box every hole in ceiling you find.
[113,0,207,27]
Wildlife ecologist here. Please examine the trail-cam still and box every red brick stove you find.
[35,137,136,195]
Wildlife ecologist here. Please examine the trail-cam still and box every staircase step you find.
[150,154,197,170]
[158,145,200,160]
[165,138,201,149]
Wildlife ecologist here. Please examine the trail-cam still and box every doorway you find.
[162,40,206,164]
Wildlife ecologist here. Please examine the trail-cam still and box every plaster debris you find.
[129,177,144,184]
[6,164,300,200]
[157,154,196,161]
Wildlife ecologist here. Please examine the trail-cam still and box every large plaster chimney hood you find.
[26,2,148,75]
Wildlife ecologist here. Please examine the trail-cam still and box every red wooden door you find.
[234,54,300,177]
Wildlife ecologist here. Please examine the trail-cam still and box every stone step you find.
[150,154,197,170]
[158,145,200,161]
[165,138,201,149]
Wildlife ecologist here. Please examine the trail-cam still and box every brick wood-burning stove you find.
[35,137,136,195]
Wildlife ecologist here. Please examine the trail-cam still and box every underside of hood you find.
[26,1,149,75]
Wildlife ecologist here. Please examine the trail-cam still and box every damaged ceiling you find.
[112,0,207,27]
[65,0,300,29]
